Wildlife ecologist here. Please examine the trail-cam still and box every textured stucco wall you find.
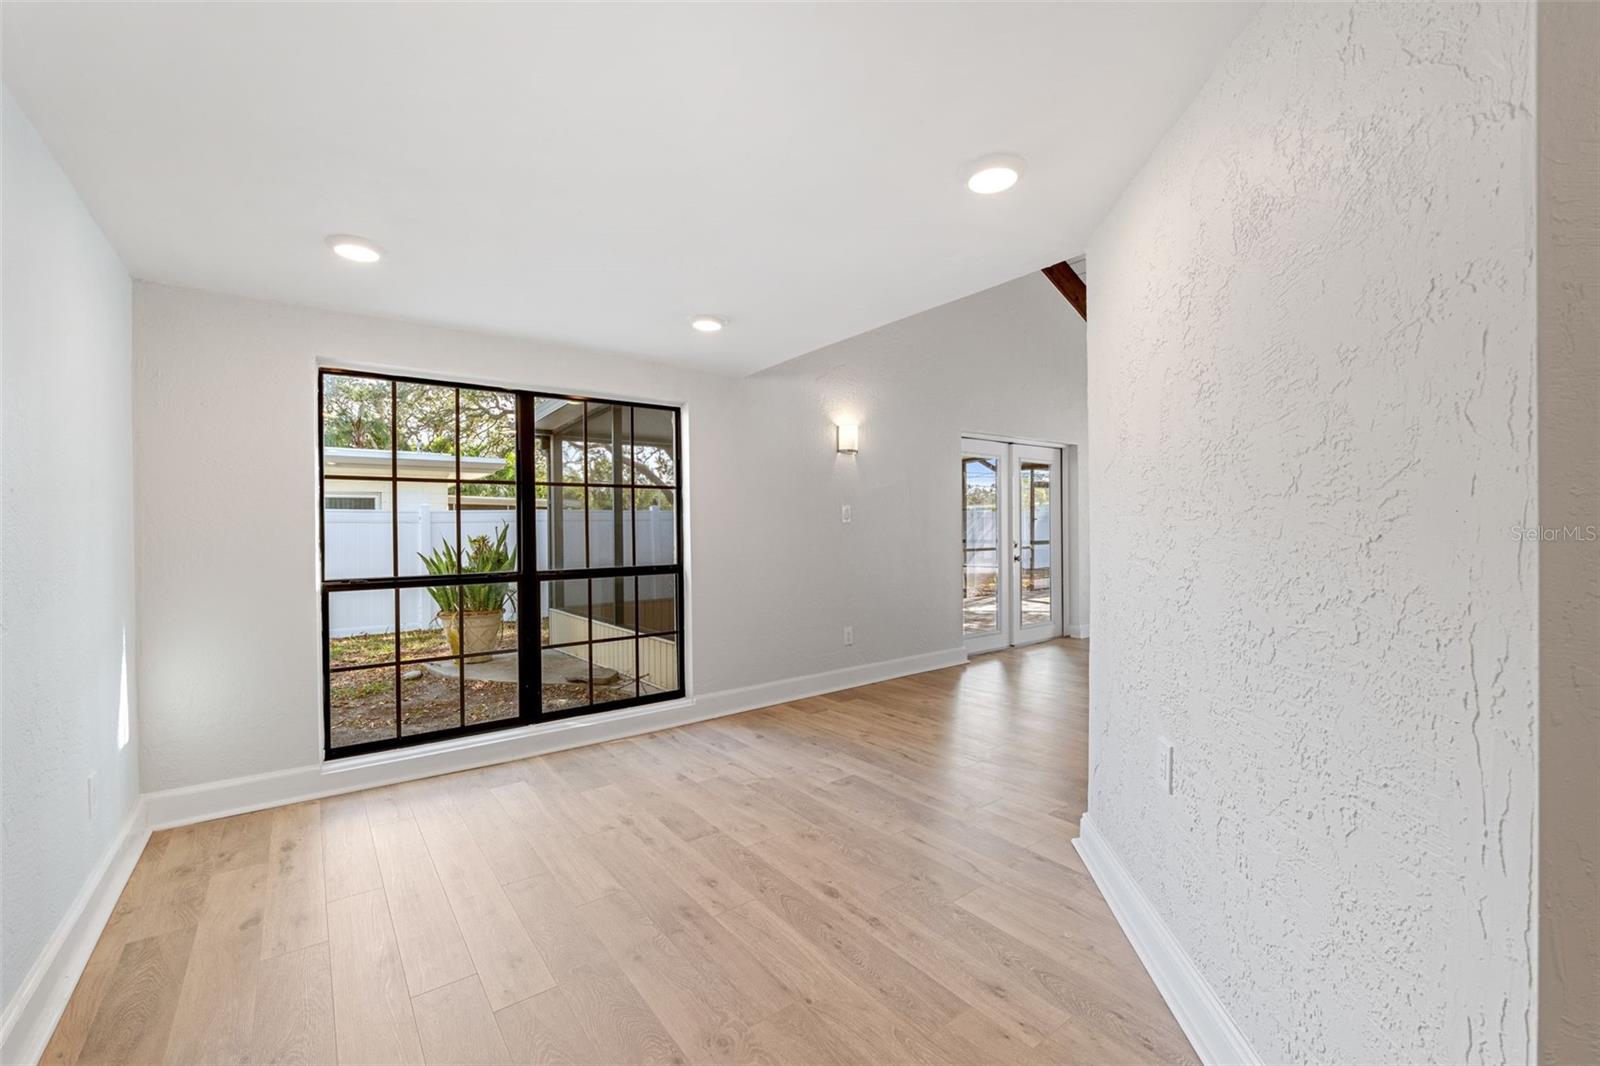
[1536,3,1600,1063]
[1085,5,1537,1062]
[1,89,138,1005]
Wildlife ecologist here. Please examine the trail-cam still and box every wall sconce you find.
[836,423,860,454]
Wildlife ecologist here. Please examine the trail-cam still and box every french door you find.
[961,438,1064,654]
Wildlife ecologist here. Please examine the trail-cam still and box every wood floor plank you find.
[41,903,143,1065]
[1039,1010,1202,1066]
[748,778,980,900]
[322,790,382,902]
[73,927,194,1066]
[608,803,756,916]
[490,778,621,904]
[45,641,1196,1066]
[248,941,336,1065]
[503,875,689,1066]
[619,779,721,843]
[409,779,556,1009]
[692,831,968,1034]
[447,774,550,885]
[363,781,417,825]
[162,863,269,1064]
[575,889,781,1065]
[369,816,476,997]
[748,1002,854,1065]
[752,832,1064,1045]
[712,900,953,1066]
[327,888,425,1066]
[933,1008,1061,1066]
[260,801,328,959]
[117,827,217,942]
[494,986,605,1065]
[412,975,512,1065]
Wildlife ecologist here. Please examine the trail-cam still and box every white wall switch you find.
[1159,738,1174,795]
[841,504,852,524]
[843,625,855,646]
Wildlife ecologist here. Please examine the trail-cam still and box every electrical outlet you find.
[841,504,852,524]
[1158,738,1174,796]
[87,772,98,821]
[843,625,855,647]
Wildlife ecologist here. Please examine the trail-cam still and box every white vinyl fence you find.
[327,505,675,637]
[963,505,1050,582]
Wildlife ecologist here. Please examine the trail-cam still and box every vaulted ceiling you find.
[3,2,1255,373]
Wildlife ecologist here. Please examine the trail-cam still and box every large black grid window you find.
[319,370,684,758]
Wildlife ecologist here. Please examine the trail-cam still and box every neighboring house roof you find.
[324,446,508,480]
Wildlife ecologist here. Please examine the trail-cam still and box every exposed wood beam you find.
[1041,261,1087,321]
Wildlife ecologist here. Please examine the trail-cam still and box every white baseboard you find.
[1065,623,1090,639]
[1074,814,1259,1066]
[144,645,968,831]
[1,801,151,1066]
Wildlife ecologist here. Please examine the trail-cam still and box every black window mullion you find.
[516,392,539,724]
[391,379,401,741]
[629,407,638,566]
[674,408,685,637]
[581,402,591,569]
[321,370,684,759]
[455,388,465,731]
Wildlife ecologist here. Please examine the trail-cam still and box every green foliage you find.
[323,376,516,479]
[418,523,516,615]
[322,376,393,449]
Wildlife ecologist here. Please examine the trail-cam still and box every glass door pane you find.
[1010,443,1062,645]
[962,457,999,636]
[961,441,1007,654]
[1018,461,1052,627]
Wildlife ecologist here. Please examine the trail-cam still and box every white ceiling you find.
[3,2,1255,375]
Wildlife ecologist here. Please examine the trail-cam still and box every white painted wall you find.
[133,272,1085,791]
[731,271,1089,683]
[1086,5,1537,1062]
[1,89,137,1007]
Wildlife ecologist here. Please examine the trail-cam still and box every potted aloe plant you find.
[419,523,516,661]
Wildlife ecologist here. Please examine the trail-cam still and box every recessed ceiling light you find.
[326,234,382,263]
[690,315,725,333]
[965,154,1025,195]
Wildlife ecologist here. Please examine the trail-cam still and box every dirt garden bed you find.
[327,622,647,747]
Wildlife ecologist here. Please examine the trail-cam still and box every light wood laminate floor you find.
[43,639,1195,1065]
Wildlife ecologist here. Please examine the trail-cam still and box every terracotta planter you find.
[441,609,503,662]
